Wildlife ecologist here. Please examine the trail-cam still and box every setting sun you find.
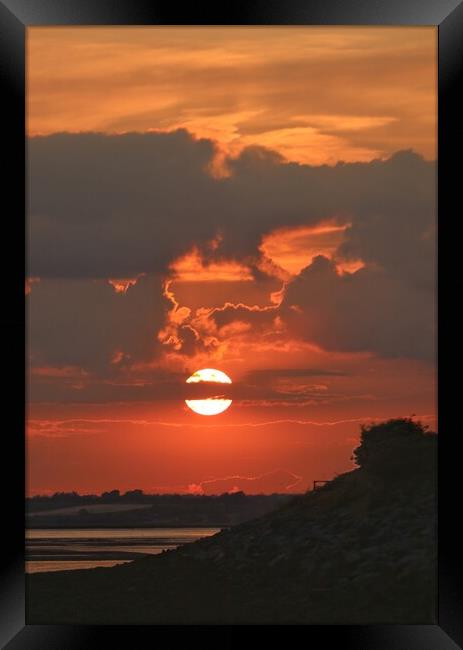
[185,368,232,416]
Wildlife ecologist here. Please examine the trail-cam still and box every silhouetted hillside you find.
[27,418,436,624]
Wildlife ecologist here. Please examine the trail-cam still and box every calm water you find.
[26,528,220,573]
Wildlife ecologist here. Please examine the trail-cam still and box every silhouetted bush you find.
[352,417,436,478]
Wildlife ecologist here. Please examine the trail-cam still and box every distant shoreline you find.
[26,493,294,530]
[27,523,227,530]
[26,526,222,574]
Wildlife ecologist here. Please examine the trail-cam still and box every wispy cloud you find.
[27,413,437,437]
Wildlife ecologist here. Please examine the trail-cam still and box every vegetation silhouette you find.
[353,417,436,478]
[27,418,436,624]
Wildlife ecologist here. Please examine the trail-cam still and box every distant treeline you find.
[27,490,292,511]
[26,491,294,528]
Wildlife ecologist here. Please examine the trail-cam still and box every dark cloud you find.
[28,130,435,369]
[205,252,435,361]
[28,364,342,405]
[281,255,435,361]
[28,130,219,278]
[28,273,166,375]
[29,132,435,281]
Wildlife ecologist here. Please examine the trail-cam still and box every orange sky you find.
[27,27,436,165]
[26,27,437,495]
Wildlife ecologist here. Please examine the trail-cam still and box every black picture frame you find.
[1,1,461,647]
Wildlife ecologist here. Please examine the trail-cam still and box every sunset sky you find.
[26,27,437,496]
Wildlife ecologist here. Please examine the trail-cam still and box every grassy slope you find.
[27,461,436,624]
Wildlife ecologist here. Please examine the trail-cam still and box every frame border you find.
[1,1,461,647]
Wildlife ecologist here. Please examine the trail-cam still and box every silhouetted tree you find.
[352,417,436,479]
[101,489,120,503]
[123,489,145,503]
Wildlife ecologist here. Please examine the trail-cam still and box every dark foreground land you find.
[27,419,436,624]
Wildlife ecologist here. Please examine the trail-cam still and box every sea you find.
[26,527,220,573]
